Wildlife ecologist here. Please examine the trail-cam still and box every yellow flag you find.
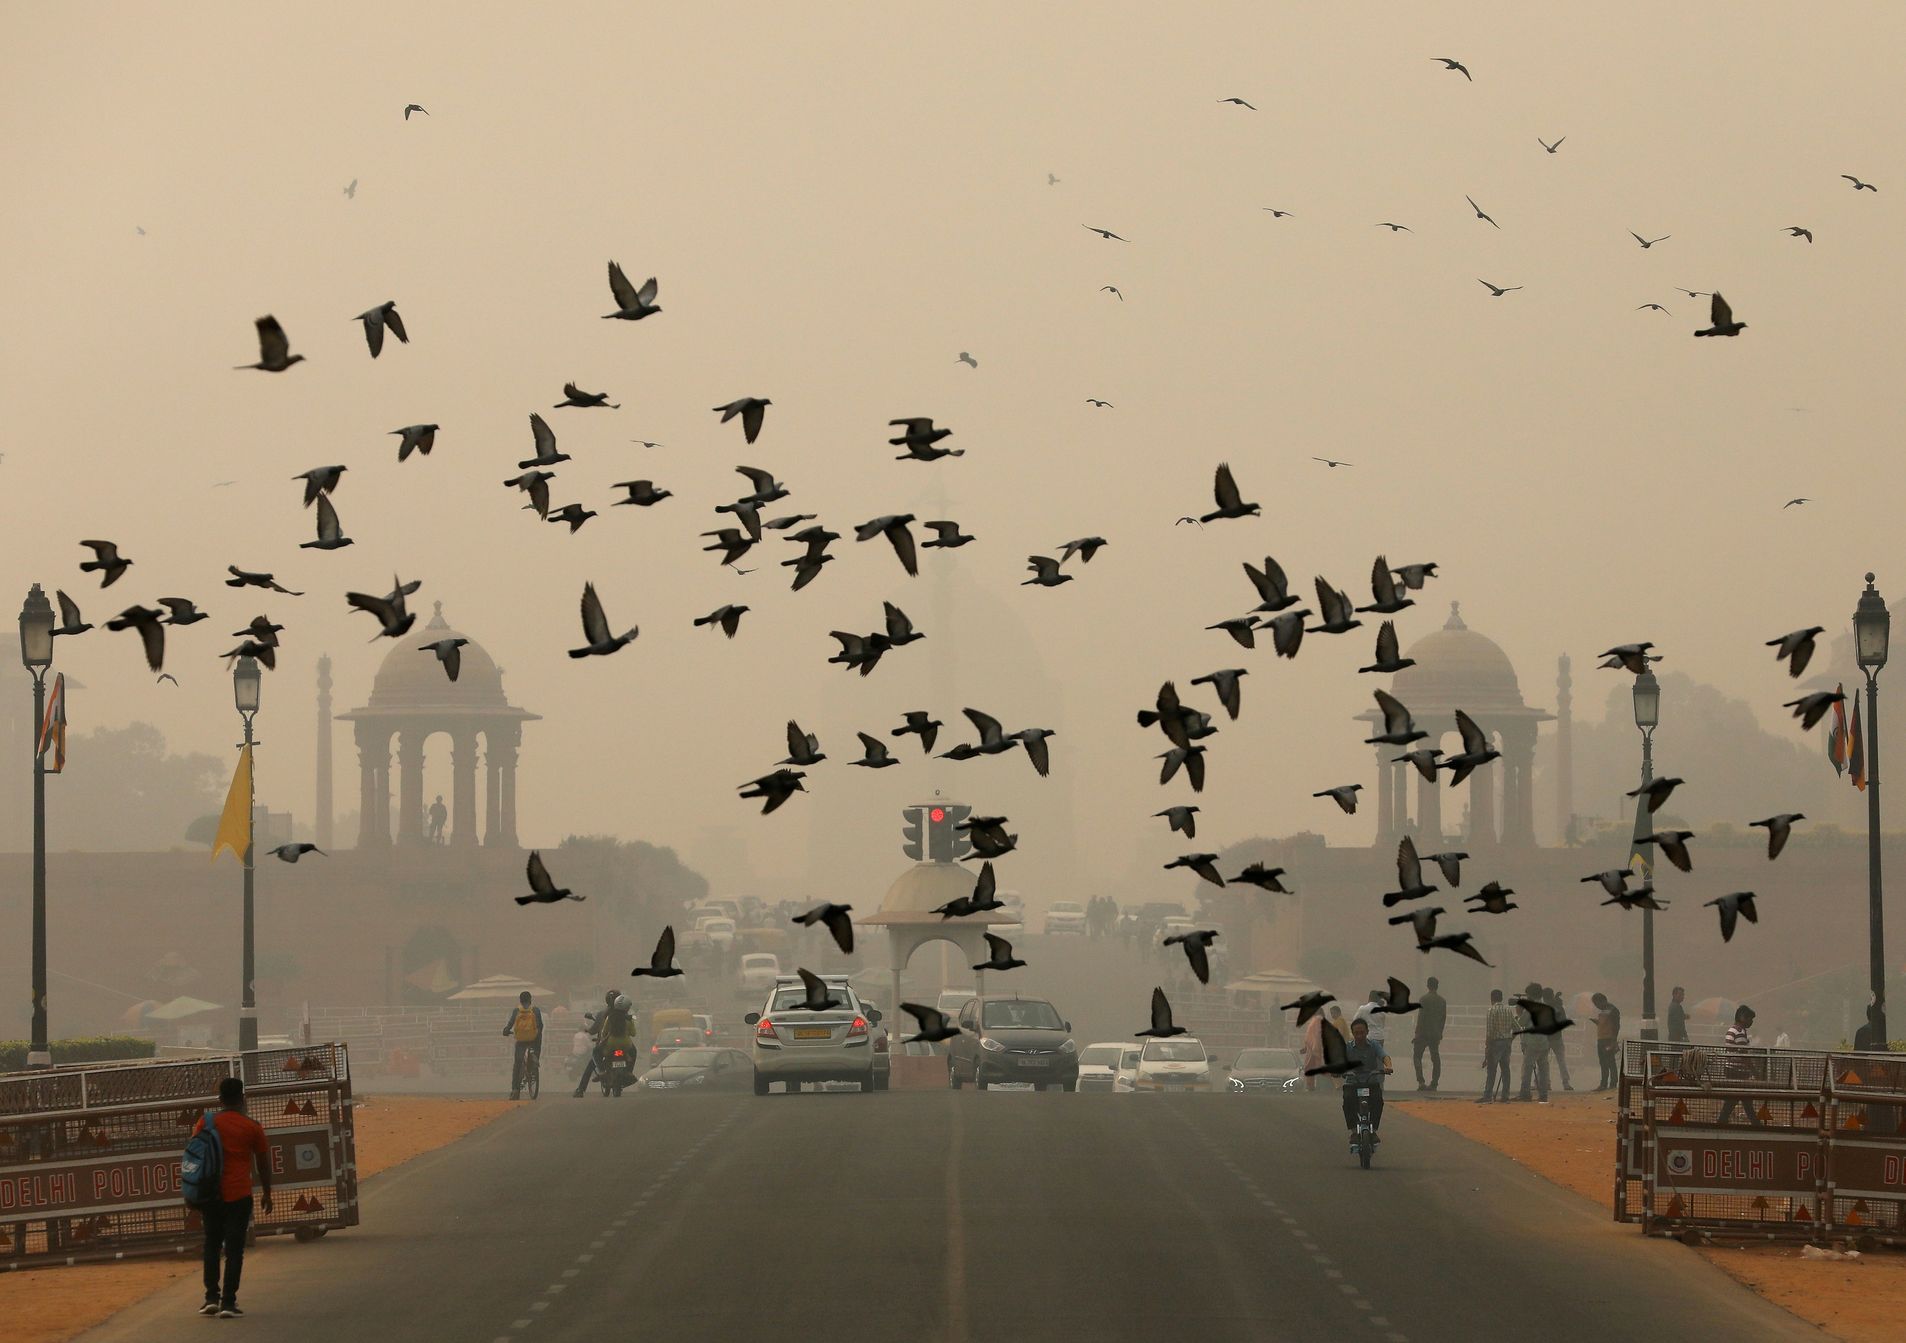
[212,745,252,864]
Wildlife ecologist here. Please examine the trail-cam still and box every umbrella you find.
[447,974,554,1001]
[146,995,222,1021]
[1690,996,1738,1024]
[121,999,160,1026]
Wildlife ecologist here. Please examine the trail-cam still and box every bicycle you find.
[523,1046,541,1100]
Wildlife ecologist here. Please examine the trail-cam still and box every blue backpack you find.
[181,1109,225,1210]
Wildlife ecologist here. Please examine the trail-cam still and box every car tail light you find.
[755,1018,776,1039]
[848,1016,868,1037]
[651,1045,660,1054]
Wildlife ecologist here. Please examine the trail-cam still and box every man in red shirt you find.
[194,1076,274,1318]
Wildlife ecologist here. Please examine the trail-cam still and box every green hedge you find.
[0,1036,157,1072]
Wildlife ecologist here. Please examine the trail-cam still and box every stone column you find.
[451,731,479,848]
[1418,759,1443,844]
[1467,756,1497,847]
[1374,743,1394,841]
[1392,761,1410,836]
[1503,725,1538,847]
[484,740,502,847]
[354,723,390,847]
[397,730,425,846]
[494,729,520,847]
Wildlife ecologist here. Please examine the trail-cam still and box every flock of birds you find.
[72,67,1883,1064]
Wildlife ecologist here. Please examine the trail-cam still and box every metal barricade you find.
[0,1044,358,1269]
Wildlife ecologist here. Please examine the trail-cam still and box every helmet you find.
[614,994,632,1012]
[604,989,618,1004]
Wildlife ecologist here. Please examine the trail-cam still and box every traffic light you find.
[901,806,926,861]
[941,804,973,862]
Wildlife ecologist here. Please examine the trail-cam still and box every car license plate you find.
[1019,1057,1049,1068]
[794,1028,830,1040]
[1356,1087,1371,1096]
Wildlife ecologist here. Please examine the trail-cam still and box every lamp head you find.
[1855,573,1889,672]
[18,584,54,671]
[1632,667,1660,731]
[233,655,262,714]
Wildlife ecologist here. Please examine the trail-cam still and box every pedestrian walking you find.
[1714,1004,1764,1126]
[1301,1010,1325,1092]
[1666,985,1689,1043]
[1413,976,1447,1091]
[1592,992,1621,1090]
[1479,988,1516,1102]
[1543,987,1575,1091]
[1514,984,1551,1102]
[502,989,544,1099]
[193,1077,273,1319]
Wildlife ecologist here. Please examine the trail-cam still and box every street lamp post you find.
[233,656,262,1053]
[18,585,55,1069]
[1633,666,1661,1042]
[1854,574,1890,1046]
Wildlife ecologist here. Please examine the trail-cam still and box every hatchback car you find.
[650,1027,702,1063]
[1076,1042,1134,1092]
[1228,1046,1302,1093]
[745,975,878,1095]
[738,952,782,993]
[1044,900,1087,935]
[638,1048,755,1092]
[947,995,1079,1091]
[1132,1037,1213,1092]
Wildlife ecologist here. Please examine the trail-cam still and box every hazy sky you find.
[4,3,1902,894]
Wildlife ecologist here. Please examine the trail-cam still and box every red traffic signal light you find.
[930,807,945,823]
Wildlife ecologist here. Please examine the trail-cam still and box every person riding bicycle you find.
[1341,1017,1392,1144]
[501,990,544,1100]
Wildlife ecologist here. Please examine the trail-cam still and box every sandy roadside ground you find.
[0,1095,516,1343]
[1395,1090,1906,1343]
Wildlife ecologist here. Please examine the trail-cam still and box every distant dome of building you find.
[1390,602,1528,712]
[877,862,979,915]
[365,603,511,710]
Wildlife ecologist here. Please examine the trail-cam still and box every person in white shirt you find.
[1715,1005,1763,1126]
[1352,988,1388,1058]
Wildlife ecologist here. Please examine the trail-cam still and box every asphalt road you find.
[82,1089,1818,1343]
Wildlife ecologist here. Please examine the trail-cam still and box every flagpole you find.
[1639,724,1657,1042]
[29,665,50,1068]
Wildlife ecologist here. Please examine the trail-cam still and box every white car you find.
[1044,901,1087,935]
[701,918,737,950]
[936,987,977,1020]
[746,975,877,1094]
[1076,1041,1135,1092]
[1112,1044,1144,1093]
[1132,1037,1214,1092]
[738,953,781,993]
[1160,917,1195,941]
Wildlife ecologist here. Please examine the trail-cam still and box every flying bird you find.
[1156,744,1207,792]
[1207,617,1255,649]
[851,732,897,769]
[1598,642,1656,675]
[855,514,919,577]
[1842,175,1877,191]
[922,520,974,549]
[1750,813,1804,860]
[712,397,772,444]
[226,566,302,596]
[548,503,597,534]
[956,813,1017,859]
[973,934,1026,973]
[694,604,749,639]
[104,606,167,672]
[1314,785,1362,815]
[345,576,416,639]
[1137,987,1187,1039]
[235,316,303,372]
[1101,286,1122,300]
[1387,906,1444,947]
[956,352,978,368]
[629,926,682,978]
[1693,292,1746,337]
[268,843,324,863]
[518,413,569,470]
[1464,882,1519,914]
[1085,399,1114,408]
[343,179,357,198]
[1359,621,1415,674]
[792,902,855,955]
[403,104,428,119]
[1784,690,1844,730]
[1537,137,1565,153]
[1420,932,1492,966]
[1082,226,1128,241]
[1602,882,1669,913]
[1374,222,1412,233]
[1216,97,1255,109]
[1424,850,1469,887]
[503,470,554,518]
[1766,626,1824,678]
[1705,892,1759,943]
[1674,288,1710,299]
[788,969,843,1012]
[889,418,961,461]
[1309,576,1362,635]
[1058,536,1108,565]
[1630,232,1670,249]
[1260,607,1309,659]
[1231,862,1292,894]
[738,769,806,814]
[1015,727,1057,778]
[602,263,661,320]
[893,711,942,754]
[1393,747,1443,783]
[900,1003,960,1044]
[1478,279,1521,296]
[1370,978,1420,1015]
[567,582,638,658]
[79,540,132,588]
[1024,556,1073,588]
[1164,930,1219,984]
[354,301,408,358]
[1637,304,1671,313]
[1784,226,1813,244]
[1582,869,1632,899]
[1263,208,1294,218]
[51,590,92,636]
[1392,562,1438,590]
[1512,997,1574,1036]
[1383,836,1440,908]
[1191,668,1245,720]
[1244,556,1299,612]
[613,480,672,507]
[1432,57,1472,80]
[1465,196,1500,229]
[554,382,618,410]
[1357,556,1413,615]
[781,721,826,767]
[1155,805,1199,838]
[1163,853,1225,888]
[391,424,438,462]
[1282,991,1336,1028]
[420,636,468,682]
[1365,689,1427,747]
[516,851,581,905]
[299,494,352,550]
[1783,498,1808,509]
[1642,830,1695,873]
[1438,711,1501,787]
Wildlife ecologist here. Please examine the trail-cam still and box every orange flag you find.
[1828,688,1849,776]
[1850,697,1866,791]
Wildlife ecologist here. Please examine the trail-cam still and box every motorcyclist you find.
[1341,1017,1392,1145]
[591,995,640,1093]
[571,990,622,1098]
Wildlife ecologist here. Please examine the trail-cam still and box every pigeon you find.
[549,504,597,534]
[1433,57,1472,80]
[346,577,417,639]
[738,769,807,814]
[1155,805,1199,838]
[893,711,942,754]
[602,263,661,320]
[1766,627,1824,679]
[1083,226,1128,241]
[1156,744,1207,792]
[226,567,302,596]
[1281,990,1336,1028]
[1015,728,1057,778]
[1313,456,1353,468]
[79,540,132,587]
[1137,986,1187,1038]
[503,471,554,518]
[1358,557,1414,615]
[1441,710,1501,786]
[1374,223,1412,233]
[554,382,618,410]
[1637,304,1671,313]
[781,721,826,767]
[713,398,772,444]
[855,515,919,577]
[1537,137,1565,153]
[1101,286,1123,300]
[1383,836,1441,908]
[403,103,427,119]
[1626,776,1683,814]
[1231,862,1292,894]
[1359,621,1416,674]
[1631,232,1671,249]
[1512,997,1574,1036]
[922,520,975,549]
[1263,208,1294,218]
[1163,853,1225,888]
[1370,977,1421,1015]
[1705,892,1759,942]
[1058,537,1108,565]
[1582,869,1632,899]
[967,861,1005,913]
[1642,830,1695,873]
[1365,690,1427,747]
[1244,557,1299,612]
[1137,680,1200,751]
[614,480,672,507]
[294,465,347,506]
[785,549,834,593]
[1216,97,1255,109]
[1784,691,1845,730]
[1478,279,1521,296]
[1391,562,1439,590]
[881,603,924,649]
[1207,617,1256,649]
[1602,883,1668,913]
[354,301,408,358]
[391,424,437,462]
[1201,463,1260,522]
[1598,643,1656,675]
[221,640,276,671]
[789,968,843,1012]
[300,494,352,550]
[151,597,206,627]
[235,316,303,372]
[268,843,325,863]
[851,733,898,769]
[1387,906,1445,947]
[1394,747,1444,783]
[694,605,749,639]
[956,815,1017,859]
[566,582,638,658]
[51,590,92,636]
[1693,293,1747,338]
[1465,196,1500,229]
[700,528,754,566]
[1261,609,1309,659]
[104,605,167,671]
[631,440,665,450]
[343,179,357,198]
[973,934,1027,973]
[900,1003,961,1044]
[763,513,815,531]
[1424,850,1470,887]
[792,902,855,954]
[1674,288,1710,299]
[1750,813,1804,860]
[420,637,468,682]
[1464,882,1519,914]
[1842,175,1877,191]
[1309,576,1363,635]
[1420,932,1492,966]
[231,616,283,648]
[1086,399,1114,409]
[1022,555,1073,589]
[1784,226,1813,244]
[516,851,582,905]
[1314,785,1362,815]
[629,926,682,978]
[1305,1021,1363,1076]
[1164,930,1219,984]
[1191,668,1246,719]
[889,418,960,461]
[828,631,890,676]
[518,413,569,470]
[956,352,978,368]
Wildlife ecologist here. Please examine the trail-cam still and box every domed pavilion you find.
[1354,602,1552,849]
[335,604,539,848]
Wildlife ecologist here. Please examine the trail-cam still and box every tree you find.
[50,723,226,852]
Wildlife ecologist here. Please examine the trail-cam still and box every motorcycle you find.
[1347,1070,1383,1169]
[599,1045,636,1098]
